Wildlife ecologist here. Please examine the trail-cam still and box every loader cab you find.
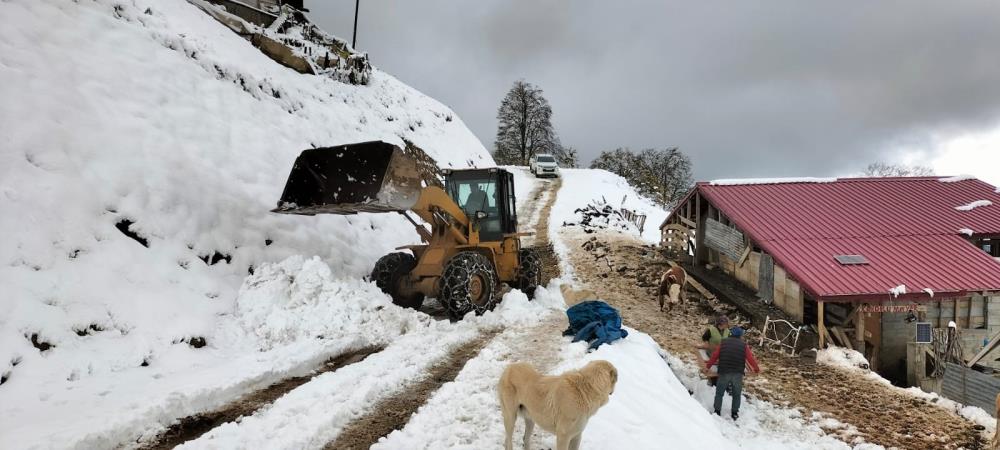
[444,168,517,241]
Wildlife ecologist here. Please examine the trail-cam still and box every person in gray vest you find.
[703,326,761,420]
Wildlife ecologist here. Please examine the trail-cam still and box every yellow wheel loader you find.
[272,141,542,318]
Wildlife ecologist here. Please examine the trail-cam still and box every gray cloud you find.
[307,1,1000,180]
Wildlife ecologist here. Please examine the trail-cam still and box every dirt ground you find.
[563,229,988,450]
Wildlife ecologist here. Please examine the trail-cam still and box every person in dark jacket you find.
[704,326,760,420]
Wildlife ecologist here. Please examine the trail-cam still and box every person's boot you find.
[714,409,721,416]
[731,411,739,421]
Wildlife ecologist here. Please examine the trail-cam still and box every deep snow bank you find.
[0,0,492,445]
[0,0,489,383]
[551,169,668,244]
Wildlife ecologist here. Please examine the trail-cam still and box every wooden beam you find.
[678,215,696,228]
[967,329,1000,367]
[737,245,753,267]
[667,261,716,301]
[833,326,854,350]
[818,301,826,349]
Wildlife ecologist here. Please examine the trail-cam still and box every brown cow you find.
[657,266,687,312]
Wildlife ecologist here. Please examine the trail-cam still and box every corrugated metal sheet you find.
[680,177,1000,301]
[942,363,1000,416]
[766,235,1000,300]
[700,177,1000,240]
[704,218,744,260]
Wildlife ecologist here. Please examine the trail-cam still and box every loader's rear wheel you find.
[371,252,424,309]
[440,252,499,319]
[515,248,543,298]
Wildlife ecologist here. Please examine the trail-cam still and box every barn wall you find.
[880,312,915,384]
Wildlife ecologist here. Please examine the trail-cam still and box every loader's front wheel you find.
[515,248,543,298]
[440,252,499,319]
[371,252,424,309]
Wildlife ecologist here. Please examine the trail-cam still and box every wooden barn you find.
[660,176,1000,385]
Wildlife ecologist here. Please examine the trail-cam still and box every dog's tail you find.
[499,363,537,409]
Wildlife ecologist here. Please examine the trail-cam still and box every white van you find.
[529,154,560,178]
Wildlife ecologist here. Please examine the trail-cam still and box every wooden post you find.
[694,192,706,265]
[818,301,826,348]
[856,306,866,354]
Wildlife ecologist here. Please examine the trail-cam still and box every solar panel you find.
[915,322,933,344]
[834,254,870,265]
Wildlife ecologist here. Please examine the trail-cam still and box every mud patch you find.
[529,178,562,284]
[325,332,499,450]
[141,346,383,450]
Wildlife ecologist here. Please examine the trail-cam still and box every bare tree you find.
[590,148,641,179]
[862,161,935,177]
[590,147,693,208]
[636,148,693,207]
[493,80,560,165]
[558,146,579,168]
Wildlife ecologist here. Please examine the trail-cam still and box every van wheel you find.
[371,252,424,309]
[440,252,499,319]
[515,248,542,298]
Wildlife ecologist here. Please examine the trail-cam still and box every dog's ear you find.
[609,365,618,385]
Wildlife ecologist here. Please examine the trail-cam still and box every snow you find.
[923,288,935,297]
[958,228,975,236]
[939,175,978,183]
[889,284,907,297]
[374,328,730,450]
[956,200,993,211]
[664,352,873,449]
[817,348,871,374]
[0,0,492,447]
[546,169,668,279]
[710,177,839,186]
[177,281,565,450]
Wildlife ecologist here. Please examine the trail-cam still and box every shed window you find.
[834,254,869,265]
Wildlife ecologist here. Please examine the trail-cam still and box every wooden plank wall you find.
[923,294,993,329]
[715,250,804,322]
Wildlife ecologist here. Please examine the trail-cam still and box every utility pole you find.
[352,0,359,48]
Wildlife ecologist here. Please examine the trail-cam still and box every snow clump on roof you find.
[709,177,838,186]
[889,284,907,297]
[955,200,993,211]
[938,175,978,183]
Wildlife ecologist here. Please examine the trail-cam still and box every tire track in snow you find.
[140,346,383,450]
[324,173,565,449]
[325,330,501,450]
[174,326,485,449]
[369,314,567,450]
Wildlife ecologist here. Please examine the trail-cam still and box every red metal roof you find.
[677,177,1000,302]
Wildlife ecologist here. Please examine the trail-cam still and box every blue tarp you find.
[563,300,628,350]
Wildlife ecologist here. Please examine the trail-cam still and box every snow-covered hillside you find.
[0,0,491,446]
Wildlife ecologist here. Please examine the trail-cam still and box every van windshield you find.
[537,155,555,163]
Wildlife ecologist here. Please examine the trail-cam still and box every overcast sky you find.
[307,1,1000,182]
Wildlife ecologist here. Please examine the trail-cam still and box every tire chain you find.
[440,252,498,318]
[516,248,542,296]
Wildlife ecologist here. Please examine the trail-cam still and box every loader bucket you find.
[272,141,425,215]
